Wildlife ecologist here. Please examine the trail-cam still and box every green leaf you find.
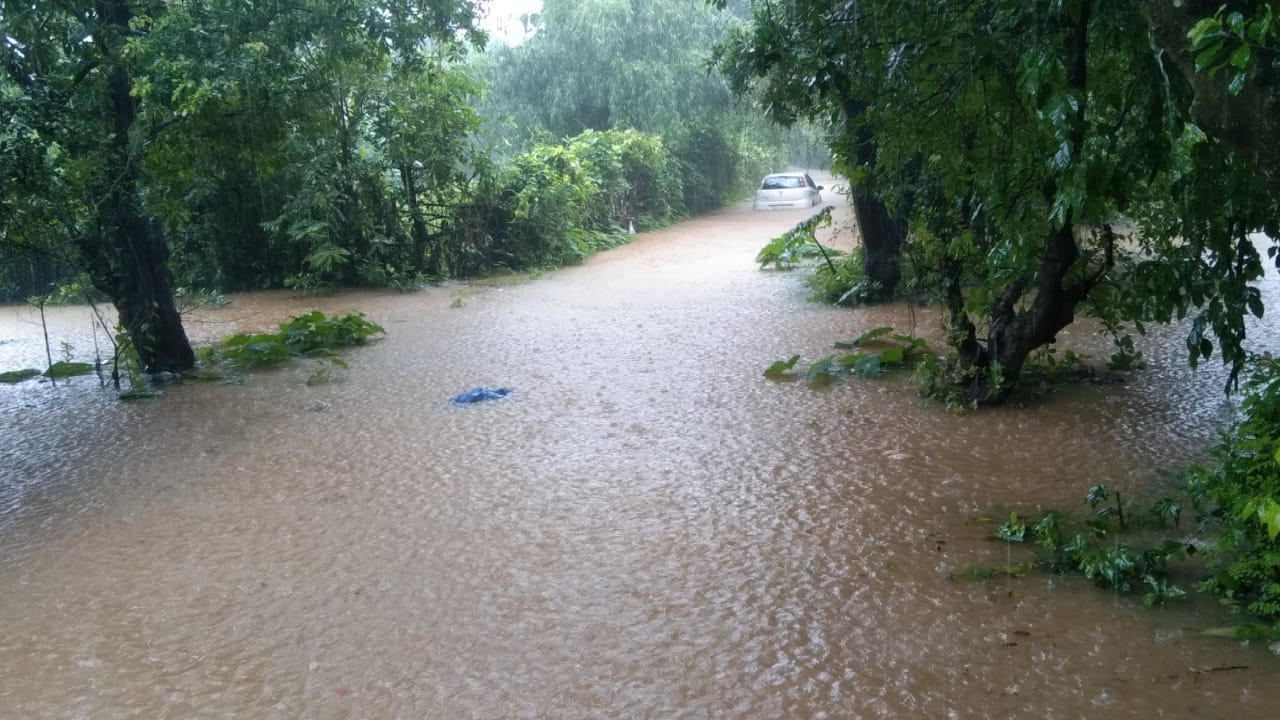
[1248,292,1264,319]
[852,326,894,345]
[1187,17,1221,47]
[1228,71,1247,95]
[1226,11,1246,35]
[763,355,801,378]
[806,357,838,384]
[853,355,882,377]
[1256,500,1280,541]
[836,353,866,367]
[1229,44,1252,69]
[890,334,927,352]
[1195,40,1225,71]
[1052,141,1072,169]
[879,347,906,364]
[1086,484,1109,508]
[995,512,1028,543]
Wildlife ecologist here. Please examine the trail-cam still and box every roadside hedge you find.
[443,126,765,275]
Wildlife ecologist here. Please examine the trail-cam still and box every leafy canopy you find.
[714,0,1280,401]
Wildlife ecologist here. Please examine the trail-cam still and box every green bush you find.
[567,129,684,230]
[806,248,876,306]
[1188,357,1280,620]
[983,357,1280,625]
[496,143,600,268]
[1008,492,1189,607]
[205,311,385,368]
[449,128,695,274]
[671,121,739,214]
[439,124,773,276]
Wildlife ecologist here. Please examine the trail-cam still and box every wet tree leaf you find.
[879,346,906,364]
[806,357,838,384]
[853,355,882,377]
[852,326,894,345]
[836,353,866,367]
[763,355,801,379]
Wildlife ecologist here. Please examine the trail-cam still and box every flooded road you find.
[1,188,1277,718]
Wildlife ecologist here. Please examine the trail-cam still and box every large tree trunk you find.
[1135,0,1280,201]
[85,0,195,375]
[399,162,435,274]
[948,4,1105,405]
[337,101,364,285]
[839,96,906,301]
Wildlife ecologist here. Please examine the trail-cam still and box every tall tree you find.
[372,60,483,276]
[713,0,1280,404]
[3,0,194,372]
[482,0,738,138]
[473,0,788,215]
[2,0,486,351]
[713,1,907,300]
[136,0,485,290]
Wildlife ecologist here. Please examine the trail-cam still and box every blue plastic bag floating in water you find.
[451,386,514,405]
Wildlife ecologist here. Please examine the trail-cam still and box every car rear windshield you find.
[761,176,804,189]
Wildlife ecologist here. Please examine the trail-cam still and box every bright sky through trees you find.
[477,0,543,43]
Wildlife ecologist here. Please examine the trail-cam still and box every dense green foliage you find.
[472,0,797,215]
[995,488,1190,608]
[478,0,736,139]
[202,311,385,368]
[1189,358,1280,620]
[1157,0,1280,203]
[1,0,484,370]
[979,369,1280,630]
[716,0,1280,405]
[1,0,807,374]
[444,128,689,275]
[130,0,487,294]
[1,0,801,305]
[764,326,931,385]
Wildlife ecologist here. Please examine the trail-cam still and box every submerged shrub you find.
[806,247,875,306]
[1188,357,1280,620]
[205,311,385,368]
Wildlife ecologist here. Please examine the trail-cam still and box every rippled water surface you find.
[2,191,1278,719]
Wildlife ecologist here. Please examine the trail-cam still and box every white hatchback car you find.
[753,172,823,210]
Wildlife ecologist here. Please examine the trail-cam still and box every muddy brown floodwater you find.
[2,184,1278,719]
